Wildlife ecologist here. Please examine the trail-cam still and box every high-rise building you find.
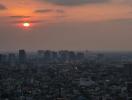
[76,52,85,61]
[8,53,16,65]
[37,50,44,57]
[44,50,52,62]
[59,51,68,62]
[19,49,27,64]
[68,51,76,62]
[0,54,2,63]
[37,50,45,63]
[0,54,7,64]
[51,51,58,62]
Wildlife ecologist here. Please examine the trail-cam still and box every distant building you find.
[8,53,16,65]
[0,54,7,64]
[51,51,58,62]
[19,49,27,64]
[59,51,68,62]
[37,50,45,63]
[0,54,2,63]
[68,51,76,61]
[44,50,52,62]
[76,52,85,61]
[37,50,44,57]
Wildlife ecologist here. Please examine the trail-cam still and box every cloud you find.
[11,20,44,24]
[0,4,7,10]
[30,20,44,23]
[10,16,31,18]
[56,9,65,13]
[39,0,109,6]
[35,9,53,13]
[34,8,65,13]
[107,18,132,23]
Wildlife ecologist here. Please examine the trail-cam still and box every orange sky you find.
[0,0,132,23]
[0,0,132,51]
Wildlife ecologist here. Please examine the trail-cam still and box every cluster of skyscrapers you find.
[0,50,132,100]
[0,49,86,65]
[0,50,26,65]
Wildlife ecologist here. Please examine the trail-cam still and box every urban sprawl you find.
[0,50,132,100]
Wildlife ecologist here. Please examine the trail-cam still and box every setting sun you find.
[23,22,30,27]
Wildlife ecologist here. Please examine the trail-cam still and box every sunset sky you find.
[0,0,132,51]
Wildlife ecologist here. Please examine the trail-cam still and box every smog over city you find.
[0,0,132,100]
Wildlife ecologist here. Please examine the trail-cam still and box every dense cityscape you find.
[1,0,132,100]
[0,50,132,100]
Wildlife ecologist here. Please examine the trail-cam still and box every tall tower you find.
[19,49,26,64]
[0,54,2,63]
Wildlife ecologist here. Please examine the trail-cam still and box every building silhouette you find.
[0,54,7,64]
[19,49,27,64]
[0,54,2,63]
[8,53,16,65]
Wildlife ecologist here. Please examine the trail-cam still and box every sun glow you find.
[23,22,30,27]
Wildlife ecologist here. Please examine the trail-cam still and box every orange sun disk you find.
[23,22,30,28]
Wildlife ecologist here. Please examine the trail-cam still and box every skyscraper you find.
[0,54,2,63]
[19,49,26,64]
[8,53,16,65]
[0,54,7,64]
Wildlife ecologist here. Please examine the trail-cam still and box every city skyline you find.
[0,0,132,51]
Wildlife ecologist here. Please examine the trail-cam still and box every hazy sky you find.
[0,0,132,51]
